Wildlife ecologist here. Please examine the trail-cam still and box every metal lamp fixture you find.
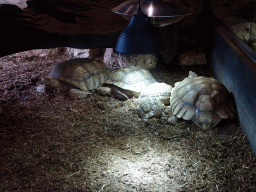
[112,0,193,27]
[114,0,166,54]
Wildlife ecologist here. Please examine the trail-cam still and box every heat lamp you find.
[113,0,192,54]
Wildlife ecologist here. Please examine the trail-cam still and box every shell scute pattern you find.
[169,71,236,129]
[52,58,110,91]
[182,105,195,120]
[139,82,172,105]
[105,66,156,94]
[171,89,198,120]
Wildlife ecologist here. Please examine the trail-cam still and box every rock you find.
[132,54,159,69]
[36,85,45,93]
[103,48,126,70]
[65,48,103,58]
[178,51,207,66]
[103,48,158,70]
[11,47,105,59]
[13,47,65,57]
[0,1,27,9]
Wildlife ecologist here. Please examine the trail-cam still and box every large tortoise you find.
[105,66,156,99]
[44,58,110,99]
[168,71,236,129]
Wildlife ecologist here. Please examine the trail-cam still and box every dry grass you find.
[0,54,255,191]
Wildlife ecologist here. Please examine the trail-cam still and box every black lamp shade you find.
[115,10,166,54]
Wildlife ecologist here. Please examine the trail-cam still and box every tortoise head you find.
[44,77,69,94]
[192,111,222,129]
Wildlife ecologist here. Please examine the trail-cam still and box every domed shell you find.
[170,72,236,129]
[105,66,156,96]
[139,82,172,104]
[52,58,110,91]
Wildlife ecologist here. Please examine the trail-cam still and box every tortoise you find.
[139,82,173,105]
[136,82,172,119]
[168,71,236,129]
[136,97,165,119]
[105,66,156,99]
[44,58,110,99]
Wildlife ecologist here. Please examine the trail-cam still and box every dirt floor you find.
[0,53,255,192]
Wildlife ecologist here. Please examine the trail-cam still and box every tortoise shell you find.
[139,82,173,104]
[105,66,156,97]
[51,58,110,91]
[170,71,236,129]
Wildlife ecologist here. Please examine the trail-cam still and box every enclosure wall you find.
[209,21,256,155]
